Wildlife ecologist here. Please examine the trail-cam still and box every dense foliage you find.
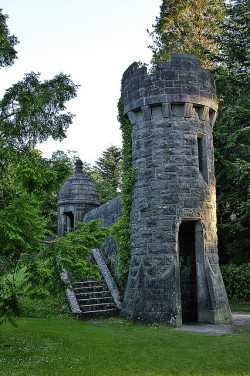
[220,264,250,301]
[52,219,110,282]
[149,0,249,265]
[0,9,18,68]
[149,0,225,68]
[0,193,46,324]
[212,0,250,264]
[0,72,77,152]
[95,145,122,192]
[0,217,109,325]
[0,10,104,324]
[112,98,135,289]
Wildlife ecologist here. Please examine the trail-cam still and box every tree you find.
[0,72,78,153]
[148,0,249,265]
[149,0,225,68]
[28,150,76,234]
[95,145,122,192]
[81,146,122,204]
[0,10,82,324]
[214,0,249,73]
[0,193,46,324]
[212,0,250,264]
[0,9,18,68]
[52,220,110,281]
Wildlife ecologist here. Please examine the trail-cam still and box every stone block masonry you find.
[83,196,123,273]
[121,53,232,326]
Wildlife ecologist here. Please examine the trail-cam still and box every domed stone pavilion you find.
[57,159,100,237]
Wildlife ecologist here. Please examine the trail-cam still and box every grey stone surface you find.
[121,53,232,326]
[232,311,250,328]
[122,54,218,117]
[83,196,122,226]
[60,268,82,314]
[173,312,250,335]
[91,248,121,309]
[83,196,123,271]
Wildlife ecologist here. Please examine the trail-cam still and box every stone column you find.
[121,53,232,325]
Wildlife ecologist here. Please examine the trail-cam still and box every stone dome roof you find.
[57,159,100,207]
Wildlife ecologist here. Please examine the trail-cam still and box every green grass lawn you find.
[0,317,249,376]
[1,290,249,376]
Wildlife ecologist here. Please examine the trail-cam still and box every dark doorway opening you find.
[179,221,198,323]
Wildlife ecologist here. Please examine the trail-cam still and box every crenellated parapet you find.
[122,53,217,127]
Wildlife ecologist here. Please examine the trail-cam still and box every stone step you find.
[80,308,118,317]
[72,275,118,318]
[80,302,116,312]
[78,296,114,304]
[72,280,105,288]
[74,285,107,292]
[75,290,111,299]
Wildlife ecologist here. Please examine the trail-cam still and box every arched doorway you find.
[179,221,198,323]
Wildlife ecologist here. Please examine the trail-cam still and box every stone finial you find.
[74,159,83,174]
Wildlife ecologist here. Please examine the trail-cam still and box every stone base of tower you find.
[121,253,232,326]
[120,257,182,326]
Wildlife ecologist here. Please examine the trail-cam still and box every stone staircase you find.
[72,279,119,317]
[61,249,121,318]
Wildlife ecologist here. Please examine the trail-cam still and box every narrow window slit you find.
[197,137,203,173]
[197,135,208,183]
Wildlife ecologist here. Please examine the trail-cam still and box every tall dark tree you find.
[215,0,249,73]
[0,11,82,324]
[93,145,122,203]
[149,0,249,263]
[149,0,225,68]
[212,0,250,264]
[95,145,122,190]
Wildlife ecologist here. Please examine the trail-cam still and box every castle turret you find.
[121,53,232,326]
[57,159,100,237]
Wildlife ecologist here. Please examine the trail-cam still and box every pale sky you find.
[1,0,161,165]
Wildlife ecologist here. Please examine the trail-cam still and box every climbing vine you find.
[112,98,135,289]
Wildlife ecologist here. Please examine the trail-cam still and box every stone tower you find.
[121,53,232,326]
[57,159,100,237]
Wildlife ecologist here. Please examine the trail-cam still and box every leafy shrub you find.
[220,263,250,301]
[19,292,72,319]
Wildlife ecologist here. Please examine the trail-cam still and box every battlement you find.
[122,53,218,122]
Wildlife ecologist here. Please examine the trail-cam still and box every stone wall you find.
[83,196,122,272]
